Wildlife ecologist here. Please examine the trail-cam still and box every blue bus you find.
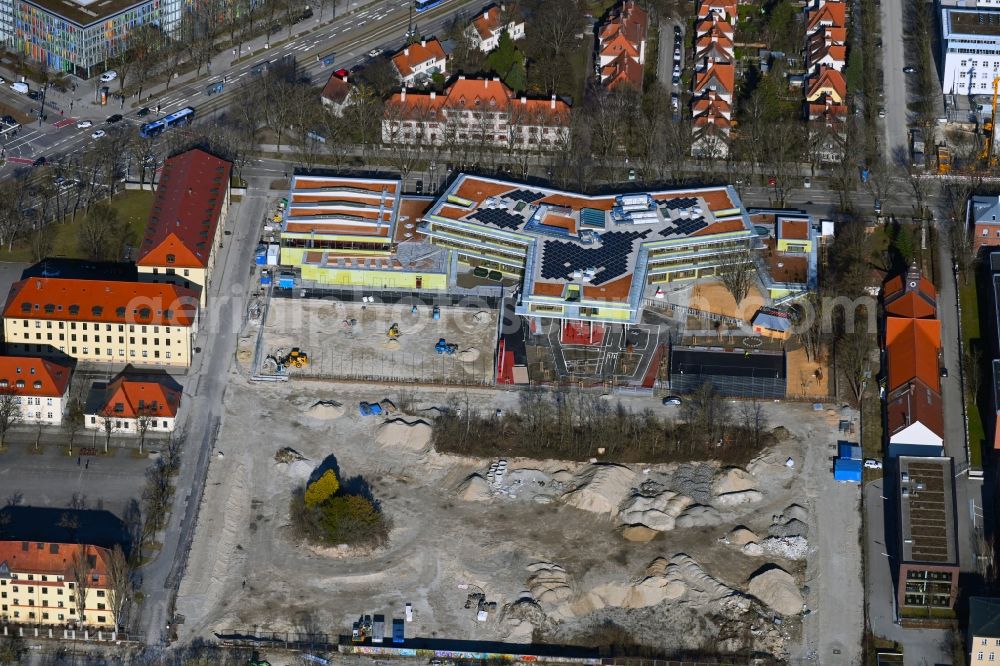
[414,0,443,12]
[139,106,196,139]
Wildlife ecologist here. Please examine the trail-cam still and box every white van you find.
[10,82,28,94]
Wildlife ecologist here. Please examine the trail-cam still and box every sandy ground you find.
[261,298,498,384]
[687,281,767,323]
[785,347,831,398]
[174,378,862,661]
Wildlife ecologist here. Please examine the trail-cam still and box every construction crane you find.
[979,75,1000,168]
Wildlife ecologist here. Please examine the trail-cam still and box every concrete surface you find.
[880,0,909,161]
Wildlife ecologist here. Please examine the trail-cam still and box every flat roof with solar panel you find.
[897,456,958,566]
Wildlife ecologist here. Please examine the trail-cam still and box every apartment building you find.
[84,371,180,433]
[968,597,1000,664]
[597,0,648,90]
[466,4,525,52]
[968,195,1000,252]
[0,356,71,425]
[896,456,960,614]
[1,0,178,78]
[0,540,116,628]
[2,278,200,368]
[941,6,1000,95]
[382,76,571,151]
[391,38,448,87]
[136,148,232,307]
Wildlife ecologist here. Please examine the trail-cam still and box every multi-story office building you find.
[137,148,232,306]
[2,278,199,367]
[0,540,116,629]
[968,597,1000,664]
[0,356,71,425]
[941,6,1000,96]
[2,0,177,78]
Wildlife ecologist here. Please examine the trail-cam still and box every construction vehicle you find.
[910,128,925,168]
[372,614,386,644]
[937,145,952,174]
[435,338,457,355]
[979,75,1000,168]
[280,347,308,368]
[359,401,384,416]
[387,323,400,339]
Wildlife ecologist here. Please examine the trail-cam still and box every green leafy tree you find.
[485,31,527,92]
[319,495,383,543]
[304,469,340,507]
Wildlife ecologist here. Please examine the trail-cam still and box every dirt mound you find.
[675,504,723,528]
[621,525,659,542]
[665,554,747,610]
[572,557,687,614]
[782,503,809,524]
[742,542,764,556]
[618,491,693,531]
[760,536,809,560]
[457,473,492,502]
[274,447,306,463]
[472,311,492,324]
[727,526,759,546]
[769,518,809,538]
[668,463,714,503]
[526,562,573,609]
[747,567,803,616]
[458,348,481,363]
[305,400,345,420]
[711,467,757,495]
[376,418,432,452]
[715,490,764,507]
[771,425,791,441]
[562,464,635,516]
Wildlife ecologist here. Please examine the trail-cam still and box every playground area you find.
[260,297,500,385]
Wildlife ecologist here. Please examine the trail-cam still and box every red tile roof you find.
[885,317,941,393]
[886,379,944,440]
[472,5,520,40]
[4,278,200,327]
[806,66,847,102]
[598,0,647,90]
[321,72,351,105]
[137,149,232,270]
[0,356,71,397]
[884,267,937,318]
[386,77,570,123]
[391,38,447,78]
[807,1,846,34]
[694,63,735,95]
[599,1,648,47]
[695,15,733,37]
[697,0,737,21]
[99,376,180,419]
[0,541,111,586]
[601,51,645,90]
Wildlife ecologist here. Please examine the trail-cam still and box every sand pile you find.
[457,473,492,501]
[458,348,481,363]
[526,562,573,609]
[618,491,694,532]
[769,518,808,538]
[499,599,549,643]
[675,504,723,528]
[305,401,345,420]
[747,567,803,615]
[726,526,759,546]
[715,490,764,506]
[621,525,659,542]
[712,467,757,495]
[282,460,312,482]
[571,558,686,615]
[562,464,634,516]
[375,418,432,452]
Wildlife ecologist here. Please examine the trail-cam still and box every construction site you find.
[174,375,862,663]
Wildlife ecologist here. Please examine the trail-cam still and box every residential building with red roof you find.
[85,370,181,434]
[0,356,72,425]
[697,0,738,23]
[807,30,847,72]
[382,76,571,150]
[597,1,648,90]
[695,14,733,40]
[391,38,448,86]
[807,97,849,126]
[321,71,355,116]
[466,4,525,52]
[2,278,200,368]
[806,66,847,104]
[0,540,116,628]
[967,195,1000,252]
[806,1,846,36]
[136,148,232,307]
[694,62,735,104]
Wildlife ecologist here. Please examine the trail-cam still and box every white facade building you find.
[941,6,1000,96]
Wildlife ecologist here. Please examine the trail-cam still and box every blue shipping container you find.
[833,458,862,484]
[392,619,404,643]
[261,273,272,285]
[255,253,266,265]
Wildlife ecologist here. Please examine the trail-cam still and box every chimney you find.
[550,93,556,109]
[401,87,406,101]
[404,47,410,57]
[520,95,526,104]
[421,39,427,48]
[485,79,489,88]
[484,9,489,19]
[459,74,466,80]
[342,73,349,83]
[430,91,436,100]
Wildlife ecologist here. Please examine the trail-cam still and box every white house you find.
[467,4,525,52]
[391,38,448,86]
[85,373,181,434]
[0,356,72,425]
[941,6,1000,96]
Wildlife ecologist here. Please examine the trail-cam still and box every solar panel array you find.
[540,230,649,286]
[659,216,707,237]
[504,189,545,204]
[660,197,699,211]
[470,208,525,230]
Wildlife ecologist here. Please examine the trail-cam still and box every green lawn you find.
[960,279,985,470]
[0,190,154,264]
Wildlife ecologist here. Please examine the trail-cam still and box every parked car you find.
[368,48,383,58]
[903,66,916,74]
[76,119,93,128]
[662,396,683,406]
[863,459,883,470]
[672,75,680,85]
[673,64,680,76]
[940,366,948,377]
[26,90,40,100]
[106,114,123,123]
[137,107,151,117]
[674,25,681,35]
[32,156,46,166]
[878,108,885,118]
[674,48,681,58]
[99,70,118,82]
[1,115,16,125]
[90,129,106,139]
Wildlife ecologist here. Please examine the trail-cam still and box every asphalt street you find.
[880,0,909,163]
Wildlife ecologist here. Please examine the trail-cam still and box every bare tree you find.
[0,389,21,448]
[100,405,116,454]
[739,399,768,448]
[965,345,983,399]
[838,332,873,407]
[70,547,92,627]
[135,405,153,455]
[106,544,132,630]
[718,248,756,305]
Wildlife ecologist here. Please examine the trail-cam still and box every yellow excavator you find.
[979,75,1000,169]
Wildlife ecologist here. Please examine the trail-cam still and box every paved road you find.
[137,178,267,644]
[880,0,909,162]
